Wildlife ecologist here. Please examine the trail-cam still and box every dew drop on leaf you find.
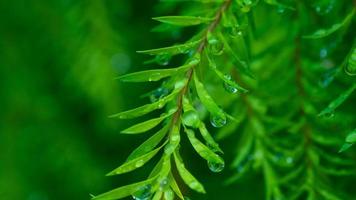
[240,0,252,13]
[228,26,243,38]
[159,177,169,191]
[208,161,225,173]
[223,74,238,94]
[135,160,145,168]
[208,37,224,56]
[319,48,328,59]
[210,114,227,128]
[323,111,335,119]
[276,6,285,14]
[150,87,169,103]
[132,185,152,200]
[164,143,175,155]
[182,110,200,128]
[155,53,171,66]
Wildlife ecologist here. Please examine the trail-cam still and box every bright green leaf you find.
[193,72,226,121]
[173,152,206,193]
[185,128,224,165]
[116,64,192,82]
[121,111,175,134]
[137,39,202,55]
[153,16,213,26]
[107,144,165,176]
[91,178,156,200]
[199,123,223,153]
[126,125,169,161]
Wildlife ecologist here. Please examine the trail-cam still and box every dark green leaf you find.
[318,84,356,117]
[303,9,355,39]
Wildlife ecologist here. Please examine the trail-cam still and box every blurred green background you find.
[0,1,263,199]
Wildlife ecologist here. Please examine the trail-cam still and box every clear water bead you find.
[223,74,238,94]
[159,178,169,191]
[210,114,227,128]
[208,161,225,173]
[132,185,152,200]
[182,110,200,128]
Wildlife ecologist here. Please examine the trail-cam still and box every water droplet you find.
[164,189,174,200]
[223,74,238,94]
[156,53,171,66]
[319,71,334,88]
[149,87,169,103]
[208,161,225,173]
[175,79,186,89]
[135,160,144,168]
[208,37,224,56]
[319,48,328,59]
[228,26,243,38]
[182,110,200,128]
[210,114,227,128]
[286,157,293,164]
[132,185,152,200]
[240,0,252,12]
[159,178,169,191]
[171,134,180,142]
[189,181,199,188]
[314,2,334,15]
[276,5,285,14]
[323,112,335,119]
[164,143,175,155]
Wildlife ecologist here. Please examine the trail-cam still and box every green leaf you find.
[107,143,165,176]
[185,128,224,165]
[137,39,202,56]
[199,123,223,153]
[121,111,175,134]
[168,173,184,200]
[263,0,294,10]
[219,34,254,78]
[345,129,356,143]
[303,9,355,39]
[116,64,192,82]
[339,143,353,153]
[193,72,226,121]
[153,16,213,26]
[152,191,163,200]
[318,84,356,117]
[126,125,169,161]
[91,178,156,200]
[110,89,180,119]
[173,152,206,193]
[345,46,356,76]
[164,125,181,155]
[206,53,248,93]
[231,126,254,168]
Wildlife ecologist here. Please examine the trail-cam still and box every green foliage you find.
[94,0,356,200]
